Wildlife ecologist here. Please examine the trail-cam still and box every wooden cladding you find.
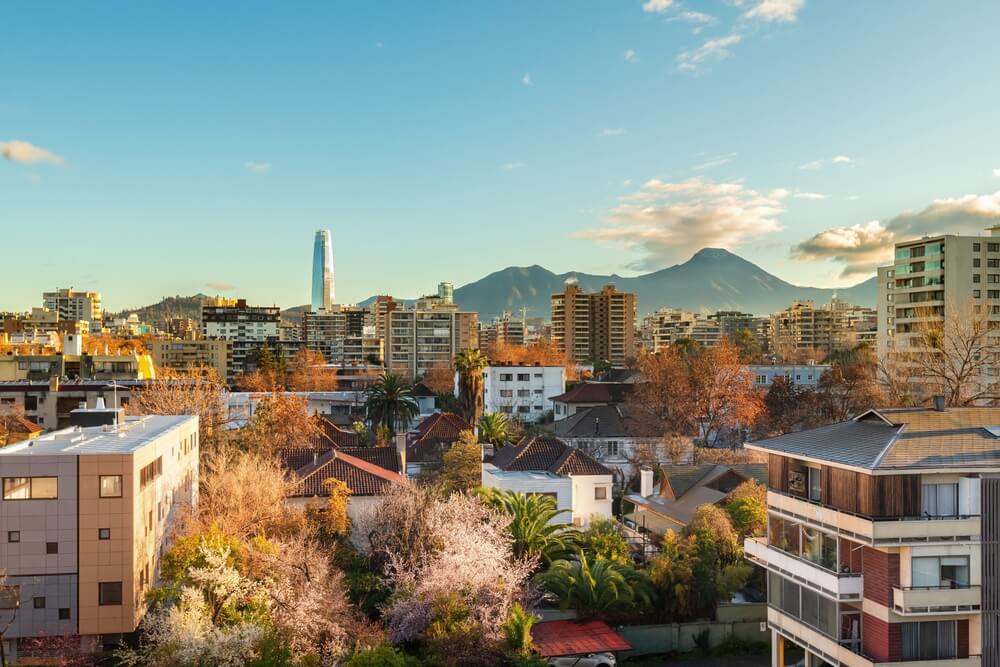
[767,453,921,518]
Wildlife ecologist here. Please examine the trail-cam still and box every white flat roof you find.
[0,415,196,457]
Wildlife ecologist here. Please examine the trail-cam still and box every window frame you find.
[2,476,58,501]
[99,475,123,498]
[98,581,123,606]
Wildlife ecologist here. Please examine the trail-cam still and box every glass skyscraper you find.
[311,229,335,312]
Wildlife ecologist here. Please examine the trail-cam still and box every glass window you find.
[7,531,19,543]
[922,483,959,517]
[33,597,45,609]
[3,477,57,500]
[98,528,111,540]
[808,467,822,501]
[30,477,57,499]
[100,475,122,498]
[99,582,123,606]
[46,542,58,554]
[903,621,956,660]
[58,608,70,620]
[912,556,969,588]
[594,487,608,500]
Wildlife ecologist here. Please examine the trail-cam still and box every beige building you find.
[770,297,876,361]
[551,282,636,365]
[385,294,477,379]
[303,306,383,366]
[42,289,102,325]
[147,338,232,379]
[0,411,198,658]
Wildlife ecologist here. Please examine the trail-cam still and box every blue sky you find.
[3,1,1000,312]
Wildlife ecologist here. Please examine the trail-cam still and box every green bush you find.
[345,645,423,667]
[711,634,770,656]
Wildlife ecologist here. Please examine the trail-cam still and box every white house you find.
[481,434,613,528]
[748,363,831,388]
[476,364,566,423]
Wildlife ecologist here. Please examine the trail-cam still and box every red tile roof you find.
[291,449,405,497]
[0,415,43,436]
[490,434,612,476]
[408,412,472,463]
[531,619,632,657]
[317,415,360,448]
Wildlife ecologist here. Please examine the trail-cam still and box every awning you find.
[531,619,632,657]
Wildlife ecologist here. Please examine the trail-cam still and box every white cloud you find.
[670,10,718,25]
[0,140,64,165]
[501,160,526,170]
[744,0,805,22]
[599,128,628,137]
[576,176,784,269]
[798,159,823,170]
[794,190,1000,277]
[792,191,828,200]
[522,73,533,86]
[206,282,236,292]
[244,161,271,174]
[692,152,736,171]
[993,168,1000,178]
[624,49,640,63]
[677,34,741,72]
[642,0,675,13]
[623,179,633,187]
[769,188,791,199]
[832,154,852,164]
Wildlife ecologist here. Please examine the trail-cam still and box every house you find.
[317,415,360,448]
[550,381,633,420]
[744,402,995,665]
[748,363,831,388]
[405,411,472,475]
[411,381,438,416]
[552,404,691,481]
[624,463,766,537]
[480,363,566,423]
[481,434,613,528]
[0,413,43,446]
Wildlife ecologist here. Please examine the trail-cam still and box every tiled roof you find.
[531,620,631,657]
[317,416,360,448]
[411,381,437,397]
[550,382,632,405]
[408,412,472,463]
[491,434,612,476]
[553,404,655,438]
[291,449,405,497]
[748,406,1000,470]
[338,446,400,473]
[0,415,43,436]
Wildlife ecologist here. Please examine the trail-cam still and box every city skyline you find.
[311,229,335,312]
[4,1,1000,311]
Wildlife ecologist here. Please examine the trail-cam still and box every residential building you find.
[551,282,636,366]
[147,339,232,380]
[385,294,477,379]
[744,404,994,666]
[482,363,565,423]
[303,306,382,366]
[625,463,767,537]
[0,379,138,430]
[200,298,280,381]
[479,311,528,353]
[749,363,831,388]
[0,346,156,384]
[482,434,613,528]
[405,411,472,476]
[311,229,335,313]
[0,411,199,658]
[42,288,102,325]
[550,381,632,420]
[770,297,876,361]
[371,296,400,344]
[163,317,198,340]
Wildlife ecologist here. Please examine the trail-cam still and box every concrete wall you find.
[481,466,574,521]
[570,474,614,528]
[618,604,768,657]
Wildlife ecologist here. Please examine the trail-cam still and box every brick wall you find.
[862,547,899,606]
[863,613,901,662]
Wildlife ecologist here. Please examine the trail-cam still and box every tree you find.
[687,504,740,564]
[686,342,763,446]
[626,348,695,436]
[345,646,421,667]
[305,478,351,543]
[421,363,455,396]
[535,552,654,617]
[489,340,578,381]
[501,603,539,660]
[755,376,820,437]
[129,365,227,450]
[478,488,578,566]
[580,517,631,565]
[729,328,763,363]
[365,374,419,436]
[439,430,482,495]
[287,347,339,391]
[238,392,322,454]
[724,480,767,538]
[477,411,513,448]
[454,348,487,424]
[817,345,882,421]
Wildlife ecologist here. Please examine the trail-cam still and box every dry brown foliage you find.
[488,341,578,380]
[239,392,323,454]
[128,365,227,449]
[287,348,339,392]
[421,363,456,395]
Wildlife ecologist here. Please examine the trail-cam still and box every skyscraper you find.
[311,229,335,312]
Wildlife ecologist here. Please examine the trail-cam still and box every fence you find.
[616,603,768,657]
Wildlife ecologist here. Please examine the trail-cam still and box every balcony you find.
[746,537,862,600]
[892,585,981,616]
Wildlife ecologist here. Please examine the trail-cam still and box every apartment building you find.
[0,334,156,384]
[385,295,477,379]
[750,364,832,388]
[744,404,996,666]
[479,311,528,353]
[2,308,89,340]
[0,379,137,430]
[0,411,198,659]
[303,306,383,366]
[551,282,636,366]
[200,298,280,381]
[481,363,565,423]
[147,339,232,380]
[42,289,102,326]
[771,298,876,361]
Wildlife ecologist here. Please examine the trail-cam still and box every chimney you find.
[313,451,319,465]
[933,395,946,411]
[395,432,407,478]
[640,469,654,498]
[594,417,600,435]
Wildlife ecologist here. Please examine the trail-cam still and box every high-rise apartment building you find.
[0,411,199,658]
[311,229,335,313]
[479,311,528,353]
[147,339,232,380]
[551,282,636,366]
[42,289,102,324]
[303,306,383,366]
[745,404,993,666]
[200,298,280,381]
[385,295,477,378]
[770,297,876,361]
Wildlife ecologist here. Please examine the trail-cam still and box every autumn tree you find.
[420,362,455,396]
[129,365,228,450]
[489,340,578,380]
[817,345,882,421]
[687,342,763,446]
[755,376,821,437]
[626,348,695,436]
[287,347,339,391]
[238,392,322,454]
[724,480,767,538]
[439,430,482,495]
[305,478,352,543]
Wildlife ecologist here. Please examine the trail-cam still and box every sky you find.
[3,0,1000,312]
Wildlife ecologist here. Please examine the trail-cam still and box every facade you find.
[147,338,231,379]
[0,350,156,384]
[385,295,477,379]
[482,434,614,528]
[200,298,280,381]
[311,229,335,313]
[0,413,198,658]
[551,282,636,366]
[2,308,88,339]
[750,364,832,388]
[303,306,383,366]
[771,298,877,361]
[0,379,137,430]
[481,363,565,423]
[745,405,995,666]
[42,289,102,325]
[479,311,528,353]
[550,381,632,420]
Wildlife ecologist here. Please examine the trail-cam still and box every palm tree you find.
[478,489,578,566]
[534,551,655,617]
[364,373,419,436]
[454,348,487,424]
[477,411,512,448]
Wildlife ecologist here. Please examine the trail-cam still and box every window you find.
[517,389,530,397]
[594,486,608,500]
[975,290,982,298]
[99,475,122,498]
[808,467,822,502]
[24,396,38,411]
[921,483,959,517]
[517,373,530,381]
[99,528,111,540]
[974,242,982,251]
[46,542,58,554]
[517,406,530,413]
[974,274,981,283]
[902,621,956,660]
[912,556,969,588]
[499,390,513,398]
[606,441,621,457]
[974,258,981,267]
[58,608,70,620]
[99,582,123,606]
[3,477,57,500]
[33,597,45,609]
[140,457,163,488]
[499,373,513,381]
[990,243,999,252]
[7,531,19,543]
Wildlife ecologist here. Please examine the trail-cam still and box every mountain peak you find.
[689,247,738,261]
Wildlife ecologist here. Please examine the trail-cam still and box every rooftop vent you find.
[932,395,946,412]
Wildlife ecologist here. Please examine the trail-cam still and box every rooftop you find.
[0,415,196,456]
[531,619,632,657]
[550,381,632,405]
[491,434,612,476]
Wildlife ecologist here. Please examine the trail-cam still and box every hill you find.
[112,294,208,322]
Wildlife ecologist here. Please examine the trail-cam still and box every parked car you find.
[548,653,616,667]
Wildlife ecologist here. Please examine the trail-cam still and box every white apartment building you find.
[749,363,831,388]
[42,289,102,330]
[480,364,565,423]
[200,299,280,381]
[385,295,477,379]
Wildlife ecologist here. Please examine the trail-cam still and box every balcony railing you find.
[745,537,862,600]
[892,585,981,616]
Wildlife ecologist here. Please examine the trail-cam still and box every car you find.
[548,652,616,667]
